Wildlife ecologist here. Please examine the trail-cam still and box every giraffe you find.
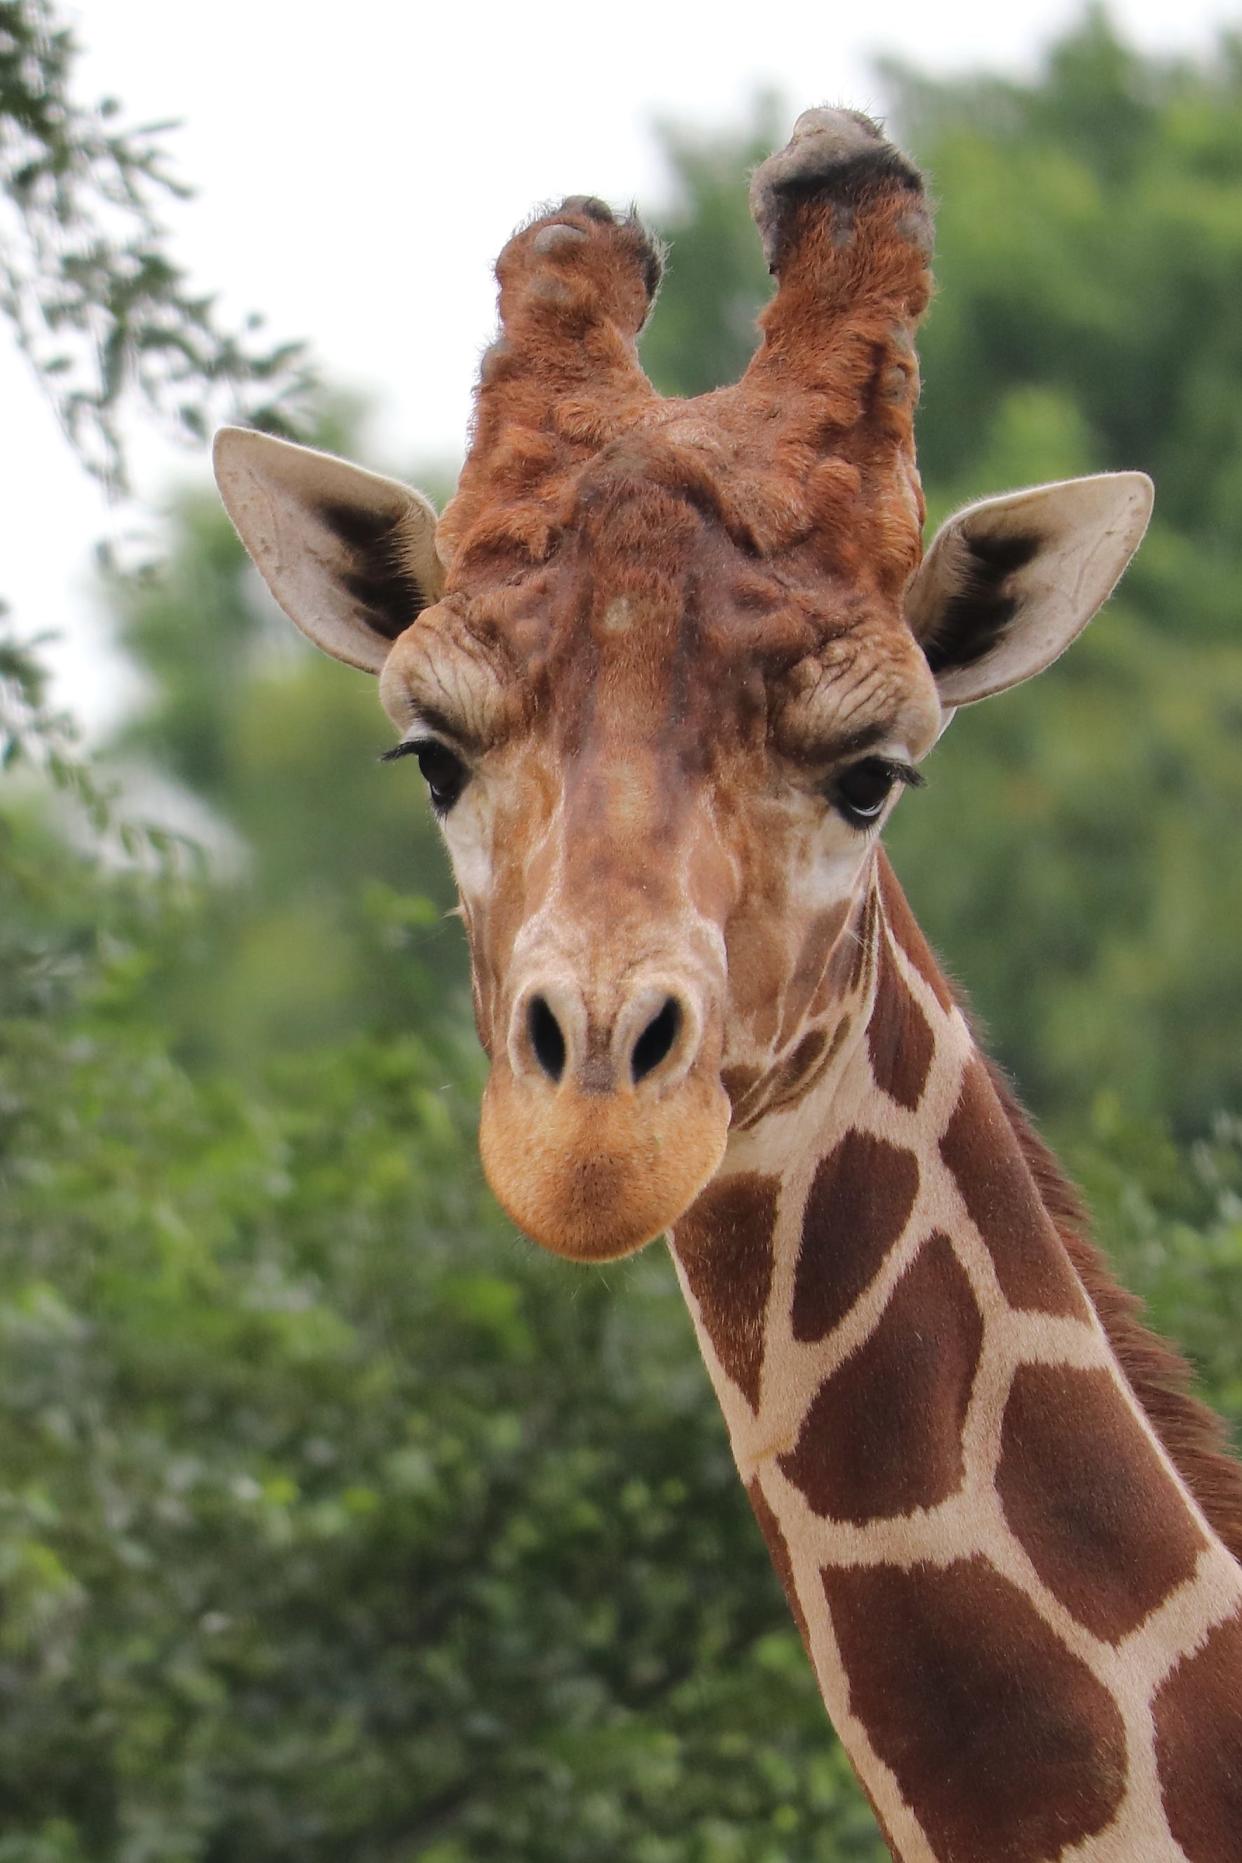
[213,108,1242,1861]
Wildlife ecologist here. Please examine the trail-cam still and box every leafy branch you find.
[0,0,313,494]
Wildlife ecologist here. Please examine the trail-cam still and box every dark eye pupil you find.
[834,758,896,824]
[414,741,467,814]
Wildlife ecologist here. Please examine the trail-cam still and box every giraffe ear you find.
[212,427,445,675]
[905,473,1154,706]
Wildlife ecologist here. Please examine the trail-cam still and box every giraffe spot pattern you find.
[746,1478,812,1650]
[1153,1605,1242,1860]
[792,1130,920,1344]
[772,1026,829,1095]
[735,1015,854,1131]
[940,1057,1086,1318]
[673,1173,780,1411]
[866,934,935,1110]
[822,1556,1128,1863]
[780,1232,982,1524]
[720,1063,760,1113]
[998,1364,1204,1643]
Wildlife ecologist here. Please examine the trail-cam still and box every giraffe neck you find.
[671,855,1242,1863]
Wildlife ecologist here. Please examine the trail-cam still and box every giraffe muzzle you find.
[479,971,729,1260]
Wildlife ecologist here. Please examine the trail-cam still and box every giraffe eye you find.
[382,737,469,815]
[413,741,469,815]
[831,757,902,829]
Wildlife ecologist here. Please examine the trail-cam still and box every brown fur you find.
[941,1055,1088,1318]
[781,1233,982,1524]
[1153,1610,1242,1855]
[436,117,933,615]
[675,1173,780,1411]
[824,1558,1127,1860]
[997,1364,1204,1640]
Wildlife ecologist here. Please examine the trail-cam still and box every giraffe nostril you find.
[528,995,567,1083]
[631,997,681,1085]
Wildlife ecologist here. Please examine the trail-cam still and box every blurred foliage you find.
[879,6,1242,1132]
[640,97,780,399]
[2,7,1242,1859]
[102,476,468,1071]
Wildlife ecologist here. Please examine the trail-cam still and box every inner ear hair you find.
[906,474,1154,706]
[317,498,437,643]
[919,527,1041,675]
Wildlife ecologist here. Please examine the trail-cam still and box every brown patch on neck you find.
[673,1173,780,1411]
[998,1363,1204,1641]
[823,1557,1127,1860]
[792,1130,920,1343]
[987,1059,1242,1568]
[940,1056,1088,1318]
[867,927,934,1109]
[780,1232,982,1524]
[1153,1606,1242,1857]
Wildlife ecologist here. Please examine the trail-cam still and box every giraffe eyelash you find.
[870,758,924,790]
[380,735,471,816]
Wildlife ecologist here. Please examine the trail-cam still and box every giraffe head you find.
[214,110,1151,1262]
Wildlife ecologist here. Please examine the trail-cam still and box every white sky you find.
[5,0,1238,725]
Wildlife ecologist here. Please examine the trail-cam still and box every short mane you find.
[987,1060,1242,1566]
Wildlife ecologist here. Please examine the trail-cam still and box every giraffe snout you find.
[481,962,729,1260]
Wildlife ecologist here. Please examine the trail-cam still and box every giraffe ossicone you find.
[215,107,1242,1863]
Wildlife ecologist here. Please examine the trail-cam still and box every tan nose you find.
[509,976,704,1094]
